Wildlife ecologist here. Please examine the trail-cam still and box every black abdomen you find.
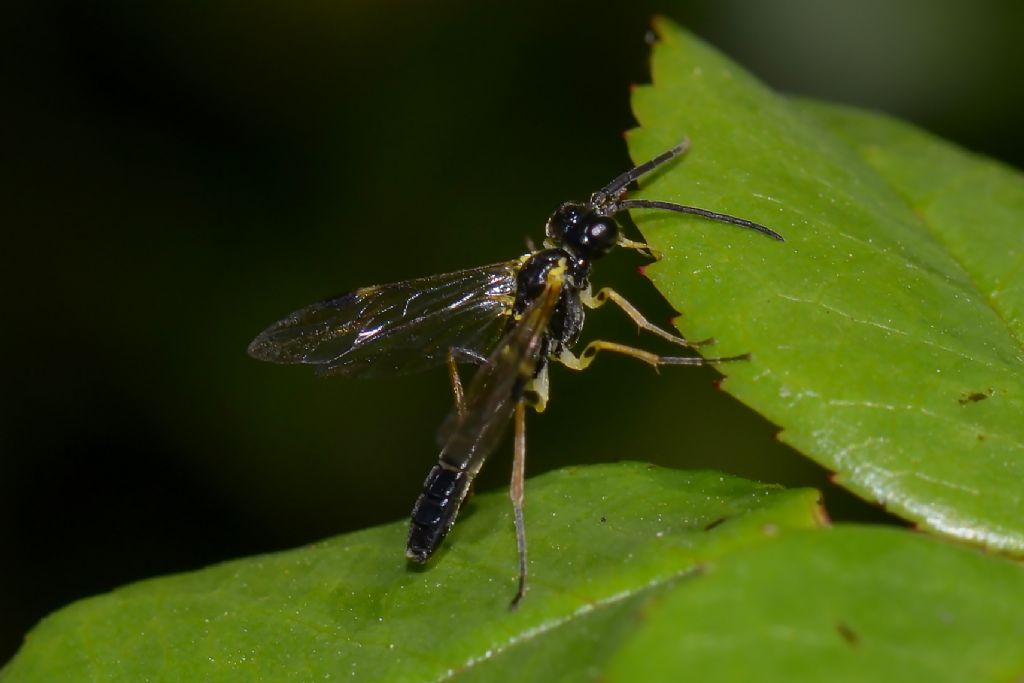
[407,465,470,562]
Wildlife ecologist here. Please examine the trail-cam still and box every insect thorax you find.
[512,248,588,360]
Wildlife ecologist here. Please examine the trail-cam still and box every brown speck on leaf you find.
[959,389,993,405]
[836,621,860,646]
[704,517,726,531]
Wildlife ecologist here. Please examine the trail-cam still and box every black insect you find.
[247,140,783,606]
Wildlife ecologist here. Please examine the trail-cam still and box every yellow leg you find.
[509,401,528,609]
[445,347,491,418]
[617,236,651,254]
[446,350,466,418]
[580,287,714,347]
[558,340,749,372]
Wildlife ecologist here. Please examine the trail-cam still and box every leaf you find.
[1,463,823,681]
[603,527,1024,682]
[451,528,1024,683]
[627,18,1024,552]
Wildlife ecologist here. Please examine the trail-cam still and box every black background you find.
[5,0,1023,665]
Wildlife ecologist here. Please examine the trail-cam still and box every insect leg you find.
[616,236,652,256]
[557,341,749,372]
[580,287,714,348]
[446,350,467,418]
[521,363,550,413]
[509,400,528,609]
[446,347,489,417]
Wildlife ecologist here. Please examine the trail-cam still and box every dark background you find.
[4,0,1023,665]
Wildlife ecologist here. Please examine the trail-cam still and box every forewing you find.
[436,276,562,475]
[247,260,520,377]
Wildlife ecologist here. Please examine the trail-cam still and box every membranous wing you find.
[405,276,562,562]
[436,272,562,476]
[247,260,522,377]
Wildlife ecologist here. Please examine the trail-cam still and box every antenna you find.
[618,199,784,241]
[596,138,691,200]
[594,138,784,241]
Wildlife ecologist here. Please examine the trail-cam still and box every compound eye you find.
[583,216,619,257]
[545,203,590,242]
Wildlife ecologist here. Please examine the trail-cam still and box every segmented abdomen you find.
[406,465,471,563]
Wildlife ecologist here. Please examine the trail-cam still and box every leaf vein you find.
[434,569,695,682]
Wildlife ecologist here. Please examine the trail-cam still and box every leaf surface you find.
[1,463,822,681]
[604,527,1024,682]
[627,18,1024,551]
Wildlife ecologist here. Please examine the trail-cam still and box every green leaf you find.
[453,528,1024,682]
[603,527,1024,682]
[627,18,1024,552]
[2,463,823,681]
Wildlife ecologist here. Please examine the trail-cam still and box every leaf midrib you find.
[434,567,698,683]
